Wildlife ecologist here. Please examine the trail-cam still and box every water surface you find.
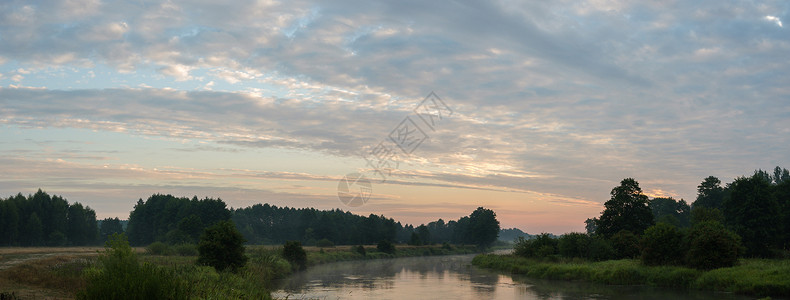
[273,254,753,300]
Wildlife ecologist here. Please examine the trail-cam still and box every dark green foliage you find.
[416,224,431,245]
[282,241,307,270]
[99,217,124,242]
[685,221,741,269]
[408,232,422,245]
[724,173,782,257]
[316,238,334,248]
[514,233,557,258]
[584,218,598,235]
[694,176,725,210]
[610,230,640,259]
[377,239,396,254]
[640,223,685,266]
[174,244,198,256]
[596,178,655,237]
[587,236,616,261]
[146,241,171,255]
[353,245,366,256]
[78,233,189,300]
[197,221,248,272]
[465,207,500,248]
[127,194,231,246]
[690,206,724,226]
[0,190,97,246]
[558,232,589,258]
[650,197,690,228]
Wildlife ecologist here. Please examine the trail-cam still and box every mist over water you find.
[273,254,753,300]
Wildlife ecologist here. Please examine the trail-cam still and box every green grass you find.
[472,254,790,297]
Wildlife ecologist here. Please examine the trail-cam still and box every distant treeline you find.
[0,190,99,246]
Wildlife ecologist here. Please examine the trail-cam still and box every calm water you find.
[273,254,754,300]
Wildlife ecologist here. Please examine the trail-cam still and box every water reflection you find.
[273,254,754,300]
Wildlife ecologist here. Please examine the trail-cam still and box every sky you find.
[1,0,788,234]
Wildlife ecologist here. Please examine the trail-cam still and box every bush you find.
[283,241,307,270]
[611,230,640,259]
[353,245,366,256]
[197,221,248,272]
[685,221,741,269]
[640,223,685,266]
[78,233,188,300]
[514,233,557,258]
[146,241,171,256]
[587,237,615,261]
[377,240,396,254]
[316,238,334,248]
[558,232,590,258]
[174,244,198,256]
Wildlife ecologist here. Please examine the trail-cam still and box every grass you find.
[472,254,790,297]
[0,243,480,299]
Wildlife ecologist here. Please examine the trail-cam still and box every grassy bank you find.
[472,254,790,297]
[0,244,479,299]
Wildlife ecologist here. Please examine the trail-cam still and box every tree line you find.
[517,166,790,269]
[0,190,501,249]
[0,189,100,246]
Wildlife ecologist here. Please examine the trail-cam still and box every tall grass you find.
[472,254,790,297]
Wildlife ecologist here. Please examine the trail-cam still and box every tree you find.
[640,223,685,266]
[610,230,640,259]
[283,241,307,270]
[649,197,690,227]
[466,207,500,248]
[100,217,125,242]
[25,213,44,246]
[694,176,725,210]
[685,221,741,269]
[596,178,654,237]
[377,239,396,254]
[584,218,598,235]
[724,173,782,257]
[197,221,248,272]
[558,232,590,258]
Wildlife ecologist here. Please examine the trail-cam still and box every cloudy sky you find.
[1,0,788,233]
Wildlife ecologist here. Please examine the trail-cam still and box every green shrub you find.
[442,242,453,250]
[514,233,557,258]
[587,237,615,261]
[146,241,171,256]
[174,244,198,256]
[197,221,248,272]
[316,238,334,248]
[641,223,685,266]
[558,232,590,258]
[377,240,396,254]
[283,241,307,270]
[78,233,189,300]
[353,245,366,256]
[611,230,640,259]
[685,221,741,269]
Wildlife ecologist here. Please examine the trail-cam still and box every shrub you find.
[316,238,334,248]
[514,233,557,258]
[611,230,640,259]
[558,232,590,258]
[146,241,171,256]
[283,241,307,270]
[78,233,188,299]
[377,240,396,254]
[640,223,685,266]
[174,244,198,256]
[442,242,453,251]
[685,221,741,269]
[353,245,366,256]
[587,237,615,261]
[197,221,248,272]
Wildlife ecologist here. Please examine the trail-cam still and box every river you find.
[272,254,754,300]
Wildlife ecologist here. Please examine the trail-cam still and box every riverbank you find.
[472,254,790,297]
[0,244,480,299]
